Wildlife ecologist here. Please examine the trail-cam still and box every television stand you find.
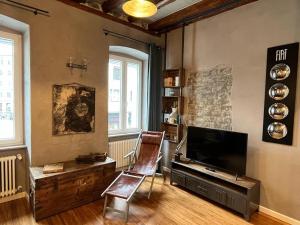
[171,159,260,221]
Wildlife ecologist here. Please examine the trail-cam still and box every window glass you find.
[108,55,142,134]
[108,59,122,131]
[126,62,139,129]
[0,31,23,147]
[0,37,14,140]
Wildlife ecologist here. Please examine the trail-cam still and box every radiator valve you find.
[17,186,23,192]
[16,154,23,161]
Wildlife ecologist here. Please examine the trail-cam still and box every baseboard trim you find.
[259,205,300,225]
[0,192,26,204]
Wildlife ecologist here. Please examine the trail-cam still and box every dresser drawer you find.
[226,191,247,214]
[76,174,95,199]
[211,187,227,205]
[186,177,211,198]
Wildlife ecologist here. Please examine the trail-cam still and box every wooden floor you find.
[0,177,288,225]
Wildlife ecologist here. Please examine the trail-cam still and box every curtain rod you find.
[0,0,50,17]
[103,29,150,46]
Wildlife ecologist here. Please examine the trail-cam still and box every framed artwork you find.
[53,83,95,135]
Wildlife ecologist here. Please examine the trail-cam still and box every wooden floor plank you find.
[0,177,288,225]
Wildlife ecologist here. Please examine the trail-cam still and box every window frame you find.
[108,54,142,135]
[0,30,23,147]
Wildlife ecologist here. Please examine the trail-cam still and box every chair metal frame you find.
[101,171,145,222]
[124,130,165,199]
[101,130,165,222]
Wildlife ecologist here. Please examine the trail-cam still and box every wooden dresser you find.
[29,158,116,220]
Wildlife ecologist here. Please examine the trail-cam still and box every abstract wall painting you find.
[53,83,95,135]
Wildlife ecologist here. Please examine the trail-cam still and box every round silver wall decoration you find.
[270,63,290,81]
[268,103,289,120]
[269,83,289,100]
[267,122,287,139]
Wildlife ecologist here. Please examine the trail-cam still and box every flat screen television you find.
[186,126,248,176]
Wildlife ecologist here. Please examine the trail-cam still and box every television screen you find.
[186,126,248,176]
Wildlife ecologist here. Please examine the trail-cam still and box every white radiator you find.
[0,156,17,198]
[109,139,137,168]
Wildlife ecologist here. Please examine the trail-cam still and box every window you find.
[0,31,23,147]
[109,88,120,102]
[108,54,142,134]
[6,103,11,112]
[113,66,121,80]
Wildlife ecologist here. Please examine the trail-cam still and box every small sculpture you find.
[169,107,178,124]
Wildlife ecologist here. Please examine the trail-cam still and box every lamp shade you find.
[122,0,157,18]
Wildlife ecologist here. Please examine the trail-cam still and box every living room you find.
[0,0,299,224]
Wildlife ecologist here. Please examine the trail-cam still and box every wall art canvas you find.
[186,65,233,131]
[53,83,95,135]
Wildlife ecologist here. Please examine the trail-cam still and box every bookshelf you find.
[161,68,185,143]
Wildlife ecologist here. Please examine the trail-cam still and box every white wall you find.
[167,0,300,220]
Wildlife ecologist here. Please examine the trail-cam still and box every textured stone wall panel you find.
[186,65,233,130]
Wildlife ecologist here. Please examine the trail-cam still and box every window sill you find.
[109,132,139,142]
[0,145,27,151]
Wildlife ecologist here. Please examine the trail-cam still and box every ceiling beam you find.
[101,0,125,13]
[157,0,176,9]
[148,0,258,33]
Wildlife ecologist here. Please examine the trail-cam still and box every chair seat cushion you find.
[106,174,144,199]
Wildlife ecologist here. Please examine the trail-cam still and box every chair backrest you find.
[132,131,164,175]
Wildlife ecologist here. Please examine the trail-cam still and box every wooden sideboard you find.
[29,158,116,220]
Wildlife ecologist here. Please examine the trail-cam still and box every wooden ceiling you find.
[58,0,258,35]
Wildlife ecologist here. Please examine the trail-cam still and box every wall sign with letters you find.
[262,42,299,145]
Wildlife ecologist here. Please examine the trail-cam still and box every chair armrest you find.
[124,151,135,158]
[156,156,162,164]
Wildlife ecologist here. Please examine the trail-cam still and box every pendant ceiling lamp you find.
[122,0,157,18]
